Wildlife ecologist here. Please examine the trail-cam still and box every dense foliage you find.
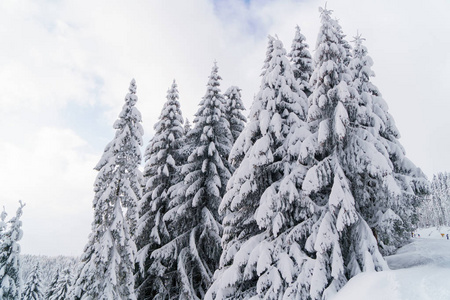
[6,5,432,300]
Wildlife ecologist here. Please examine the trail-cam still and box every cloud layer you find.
[0,0,449,255]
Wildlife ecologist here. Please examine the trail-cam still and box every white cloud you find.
[0,0,449,255]
[0,128,96,256]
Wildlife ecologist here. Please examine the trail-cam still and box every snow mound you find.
[332,227,450,300]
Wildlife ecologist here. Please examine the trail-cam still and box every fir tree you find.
[48,268,72,300]
[429,173,450,226]
[151,62,232,299]
[419,173,448,228]
[227,36,276,167]
[135,80,185,299]
[46,269,60,299]
[292,7,427,299]
[206,36,310,299]
[22,264,44,300]
[223,85,247,145]
[289,25,314,97]
[184,118,192,135]
[301,8,385,299]
[180,118,194,161]
[348,33,429,255]
[73,79,143,300]
[0,201,25,300]
[333,17,352,66]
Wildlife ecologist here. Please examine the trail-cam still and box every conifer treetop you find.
[149,63,232,299]
[289,25,313,96]
[208,35,311,300]
[135,79,185,299]
[223,85,246,145]
[74,79,141,300]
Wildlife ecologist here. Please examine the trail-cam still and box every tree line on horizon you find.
[0,6,430,300]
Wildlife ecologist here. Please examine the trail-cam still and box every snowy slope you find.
[332,227,450,300]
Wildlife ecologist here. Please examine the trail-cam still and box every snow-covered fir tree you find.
[180,118,195,161]
[0,201,25,300]
[46,269,60,299]
[430,173,449,226]
[135,80,185,299]
[73,79,144,300]
[47,268,72,300]
[206,35,311,299]
[20,254,78,290]
[223,85,246,145]
[288,7,427,299]
[299,8,388,299]
[184,118,192,135]
[420,172,450,227]
[348,33,429,254]
[150,62,232,299]
[332,16,352,67]
[288,25,314,97]
[22,264,44,300]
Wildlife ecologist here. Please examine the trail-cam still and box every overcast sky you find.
[1,0,449,256]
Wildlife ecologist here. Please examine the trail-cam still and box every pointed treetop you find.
[129,78,137,94]
[261,35,276,75]
[1,206,6,222]
[319,4,333,19]
[205,61,222,90]
[16,201,25,218]
[126,79,138,106]
[212,60,219,74]
[209,60,219,77]
[351,31,366,47]
[293,24,306,40]
[168,79,178,94]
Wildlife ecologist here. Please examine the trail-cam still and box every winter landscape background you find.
[1,0,449,258]
[1,0,450,299]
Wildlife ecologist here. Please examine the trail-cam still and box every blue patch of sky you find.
[211,0,269,38]
[60,75,114,153]
[61,101,113,153]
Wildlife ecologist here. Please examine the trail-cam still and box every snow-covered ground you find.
[332,227,450,300]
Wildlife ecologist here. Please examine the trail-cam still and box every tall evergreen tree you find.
[46,269,60,299]
[430,173,449,226]
[206,36,310,299]
[223,85,246,145]
[48,268,72,300]
[73,79,143,300]
[184,118,192,135]
[151,62,232,299]
[296,7,385,299]
[348,34,429,254]
[419,173,448,228]
[292,7,425,299]
[136,80,185,299]
[289,25,314,97]
[22,264,44,300]
[0,201,25,300]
